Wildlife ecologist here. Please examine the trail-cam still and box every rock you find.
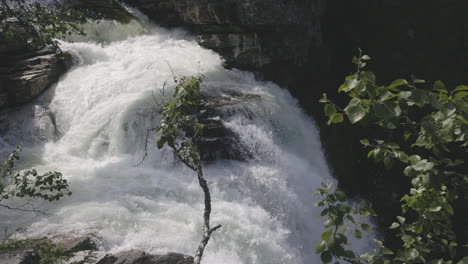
[71,0,136,23]
[0,249,39,264]
[198,92,261,161]
[0,47,67,110]
[96,250,193,264]
[122,0,326,82]
[48,234,101,252]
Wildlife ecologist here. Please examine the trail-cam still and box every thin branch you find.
[0,202,47,215]
[135,128,157,167]
[193,164,221,264]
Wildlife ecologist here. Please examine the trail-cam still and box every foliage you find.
[0,0,84,53]
[157,75,205,170]
[316,52,468,263]
[156,74,221,264]
[0,146,72,212]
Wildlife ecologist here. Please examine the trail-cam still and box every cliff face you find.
[122,0,326,83]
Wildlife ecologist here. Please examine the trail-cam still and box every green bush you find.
[316,52,468,264]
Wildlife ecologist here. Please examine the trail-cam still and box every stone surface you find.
[0,249,39,264]
[122,0,326,80]
[96,251,193,264]
[0,47,67,110]
[48,234,101,252]
[72,0,137,23]
[198,92,261,161]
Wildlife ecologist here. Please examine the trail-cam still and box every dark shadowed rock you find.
[0,249,39,264]
[198,91,261,161]
[96,250,193,264]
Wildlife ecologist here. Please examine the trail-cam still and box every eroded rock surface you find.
[0,47,67,110]
[96,251,193,264]
[198,91,261,161]
[122,0,325,78]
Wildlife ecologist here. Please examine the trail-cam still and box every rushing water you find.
[0,16,354,264]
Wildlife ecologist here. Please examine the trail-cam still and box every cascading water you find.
[0,15,363,264]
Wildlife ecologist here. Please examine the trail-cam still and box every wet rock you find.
[48,234,101,252]
[121,0,326,79]
[0,47,67,110]
[198,92,260,161]
[96,250,193,264]
[71,0,136,23]
[0,249,39,264]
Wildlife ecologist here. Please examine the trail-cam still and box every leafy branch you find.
[316,53,468,264]
[155,74,221,264]
[0,146,72,214]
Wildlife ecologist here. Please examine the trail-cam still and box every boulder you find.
[96,250,193,264]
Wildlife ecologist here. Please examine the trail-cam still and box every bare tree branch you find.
[193,164,221,264]
[135,128,158,167]
[0,202,47,215]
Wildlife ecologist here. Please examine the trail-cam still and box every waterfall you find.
[0,17,347,264]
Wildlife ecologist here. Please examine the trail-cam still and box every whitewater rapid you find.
[0,18,343,264]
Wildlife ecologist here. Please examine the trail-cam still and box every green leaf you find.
[396,216,406,224]
[361,71,376,83]
[360,139,371,146]
[389,79,408,89]
[402,235,415,245]
[382,247,394,255]
[345,99,366,124]
[407,248,419,260]
[361,223,372,233]
[398,91,412,99]
[411,76,426,84]
[389,222,400,229]
[352,56,360,65]
[353,229,363,239]
[315,241,327,254]
[321,229,333,242]
[454,85,468,92]
[324,104,337,116]
[429,205,442,212]
[328,113,344,125]
[408,155,421,164]
[361,55,371,60]
[454,91,468,100]
[320,251,332,264]
[433,80,446,91]
[334,190,348,202]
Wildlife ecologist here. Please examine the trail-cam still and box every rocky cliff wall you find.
[122,0,326,83]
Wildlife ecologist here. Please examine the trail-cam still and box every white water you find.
[0,18,347,264]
